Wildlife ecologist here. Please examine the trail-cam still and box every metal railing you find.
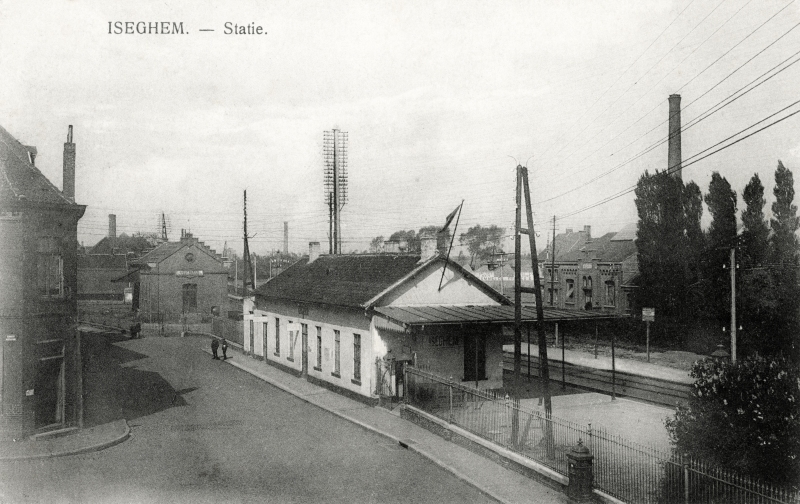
[404,366,799,504]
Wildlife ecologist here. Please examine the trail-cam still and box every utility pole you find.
[324,129,348,254]
[550,215,556,306]
[730,247,737,363]
[514,164,554,455]
[242,190,255,295]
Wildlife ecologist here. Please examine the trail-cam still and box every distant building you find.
[243,236,512,403]
[537,224,638,315]
[135,230,228,323]
[0,124,86,439]
[77,254,128,301]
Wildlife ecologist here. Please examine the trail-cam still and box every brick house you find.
[243,236,512,403]
[135,230,228,323]
[0,124,86,439]
[538,224,638,315]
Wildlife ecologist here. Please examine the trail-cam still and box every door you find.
[463,332,487,384]
[35,357,64,429]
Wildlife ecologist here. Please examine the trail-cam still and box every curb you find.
[0,419,130,461]
[205,346,509,504]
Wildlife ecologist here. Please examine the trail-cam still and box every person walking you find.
[211,337,220,359]
[221,338,228,360]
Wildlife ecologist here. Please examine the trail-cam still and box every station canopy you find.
[374,305,623,329]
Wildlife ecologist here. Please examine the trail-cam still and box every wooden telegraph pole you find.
[514,165,554,455]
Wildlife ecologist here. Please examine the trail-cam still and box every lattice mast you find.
[323,129,348,254]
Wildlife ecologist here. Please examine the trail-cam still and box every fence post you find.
[683,460,690,504]
[448,377,453,423]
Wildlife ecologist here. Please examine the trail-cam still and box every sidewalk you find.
[0,420,129,461]
[187,336,570,504]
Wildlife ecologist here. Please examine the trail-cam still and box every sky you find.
[2,0,800,257]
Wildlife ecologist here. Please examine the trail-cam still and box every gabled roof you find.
[540,229,637,264]
[253,253,509,309]
[0,124,75,207]
[91,234,154,256]
[135,234,224,266]
[78,254,127,270]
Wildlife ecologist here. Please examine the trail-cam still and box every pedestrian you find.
[211,337,219,359]
[221,337,228,360]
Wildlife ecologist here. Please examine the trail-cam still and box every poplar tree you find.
[703,172,737,323]
[769,161,799,359]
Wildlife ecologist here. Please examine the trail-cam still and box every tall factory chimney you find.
[668,94,682,179]
[63,125,75,201]
[108,214,117,239]
[283,221,289,255]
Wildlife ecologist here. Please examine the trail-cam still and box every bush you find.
[665,355,800,487]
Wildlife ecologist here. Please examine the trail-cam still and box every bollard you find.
[566,439,594,503]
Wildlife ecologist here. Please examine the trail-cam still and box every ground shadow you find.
[82,332,189,427]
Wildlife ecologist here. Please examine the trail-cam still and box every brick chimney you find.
[419,233,437,263]
[668,94,682,179]
[308,241,321,263]
[583,225,591,241]
[63,125,75,201]
[108,214,117,239]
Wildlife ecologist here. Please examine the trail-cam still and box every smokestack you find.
[308,242,321,263]
[63,125,75,201]
[108,214,117,239]
[583,225,591,241]
[668,94,682,179]
[283,221,289,255]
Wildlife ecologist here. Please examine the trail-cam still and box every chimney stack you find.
[583,225,591,241]
[108,214,117,239]
[308,242,321,263]
[668,94,682,179]
[284,221,289,255]
[63,125,75,201]
[419,233,437,262]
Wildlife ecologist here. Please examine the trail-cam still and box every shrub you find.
[665,355,800,487]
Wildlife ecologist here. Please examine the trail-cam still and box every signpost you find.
[642,307,655,362]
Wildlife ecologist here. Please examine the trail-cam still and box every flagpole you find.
[438,200,464,291]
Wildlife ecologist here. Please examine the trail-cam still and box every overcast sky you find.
[3,0,800,256]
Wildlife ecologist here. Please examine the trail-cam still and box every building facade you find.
[243,238,511,402]
[538,224,638,316]
[0,125,86,439]
[137,231,228,323]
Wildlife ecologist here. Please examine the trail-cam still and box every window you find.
[316,327,322,370]
[333,330,341,377]
[262,322,268,356]
[548,288,559,304]
[274,317,280,356]
[182,283,197,311]
[288,321,295,361]
[353,334,361,383]
[565,279,575,304]
[605,280,616,307]
[582,276,593,309]
[37,237,63,298]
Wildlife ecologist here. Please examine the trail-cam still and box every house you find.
[135,230,228,323]
[77,254,128,301]
[537,224,638,315]
[0,124,86,439]
[243,236,512,402]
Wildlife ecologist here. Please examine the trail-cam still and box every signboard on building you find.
[642,307,655,322]
[175,270,204,278]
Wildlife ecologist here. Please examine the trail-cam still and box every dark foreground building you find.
[0,124,86,439]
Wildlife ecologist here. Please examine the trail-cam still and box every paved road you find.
[0,335,492,503]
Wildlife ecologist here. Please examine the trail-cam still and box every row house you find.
[538,224,638,316]
[0,124,86,439]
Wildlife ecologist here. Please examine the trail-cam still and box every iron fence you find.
[405,366,799,504]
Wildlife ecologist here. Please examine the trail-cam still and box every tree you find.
[768,161,800,360]
[388,230,418,252]
[459,225,504,270]
[369,235,384,253]
[703,172,737,323]
[740,173,769,268]
[635,171,703,339]
[665,356,800,487]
